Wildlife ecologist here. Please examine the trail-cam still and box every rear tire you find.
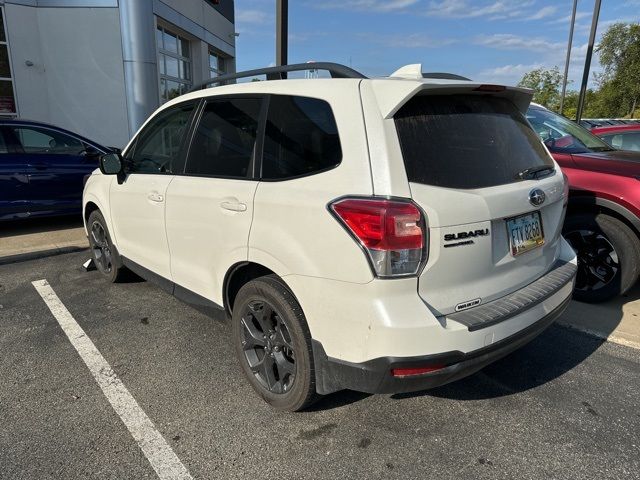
[232,275,319,411]
[563,213,640,303]
[87,210,128,283]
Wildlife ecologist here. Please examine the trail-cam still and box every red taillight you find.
[330,197,427,277]
[391,365,445,377]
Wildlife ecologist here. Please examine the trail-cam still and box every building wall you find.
[5,3,130,147]
[3,0,236,148]
[155,0,236,58]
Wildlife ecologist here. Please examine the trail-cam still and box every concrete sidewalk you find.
[0,217,638,349]
[0,217,87,261]
[559,284,640,349]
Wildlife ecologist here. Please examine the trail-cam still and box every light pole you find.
[576,0,602,122]
[276,0,288,70]
[559,0,578,114]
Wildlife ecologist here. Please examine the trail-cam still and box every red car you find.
[527,104,640,303]
[591,124,640,152]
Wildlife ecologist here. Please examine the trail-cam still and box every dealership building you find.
[0,0,236,147]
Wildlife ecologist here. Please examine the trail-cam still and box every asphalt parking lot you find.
[1,251,639,479]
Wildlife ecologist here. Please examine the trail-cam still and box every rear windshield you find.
[394,95,553,189]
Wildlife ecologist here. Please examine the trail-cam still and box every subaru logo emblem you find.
[529,189,546,207]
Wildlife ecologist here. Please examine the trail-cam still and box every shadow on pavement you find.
[0,215,84,238]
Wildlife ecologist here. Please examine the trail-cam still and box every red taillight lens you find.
[330,198,427,277]
[391,365,445,377]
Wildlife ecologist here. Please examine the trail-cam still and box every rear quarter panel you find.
[248,80,374,284]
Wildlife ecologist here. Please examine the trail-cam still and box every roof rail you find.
[422,72,471,81]
[189,62,367,92]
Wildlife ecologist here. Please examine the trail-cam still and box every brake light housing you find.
[474,84,506,92]
[329,197,428,278]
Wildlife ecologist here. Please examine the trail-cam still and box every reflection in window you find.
[262,96,342,180]
[157,25,191,103]
[185,98,261,178]
[127,103,194,173]
[209,50,225,78]
[11,126,85,155]
[526,107,613,154]
[602,132,640,152]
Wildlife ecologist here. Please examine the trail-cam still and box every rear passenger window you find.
[11,126,84,155]
[602,134,622,149]
[262,95,341,180]
[185,98,261,178]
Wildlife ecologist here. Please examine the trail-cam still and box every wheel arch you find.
[567,196,640,239]
[223,262,280,316]
[84,201,100,223]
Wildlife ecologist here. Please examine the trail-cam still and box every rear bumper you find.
[313,294,572,395]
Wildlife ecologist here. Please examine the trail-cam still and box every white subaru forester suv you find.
[84,63,576,411]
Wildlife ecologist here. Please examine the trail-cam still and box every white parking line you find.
[32,279,193,480]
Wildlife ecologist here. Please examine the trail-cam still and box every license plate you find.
[506,211,544,256]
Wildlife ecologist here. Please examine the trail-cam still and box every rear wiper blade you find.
[516,165,555,180]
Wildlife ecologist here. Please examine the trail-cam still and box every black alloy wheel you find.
[240,300,296,394]
[564,229,619,293]
[90,220,113,274]
[232,275,318,411]
[87,210,127,283]
[563,213,640,303]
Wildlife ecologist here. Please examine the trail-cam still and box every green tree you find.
[596,22,640,117]
[517,67,563,111]
[562,89,601,119]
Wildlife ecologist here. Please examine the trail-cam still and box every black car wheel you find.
[564,213,640,303]
[232,275,318,411]
[87,210,127,283]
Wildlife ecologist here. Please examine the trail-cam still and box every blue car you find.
[0,119,111,221]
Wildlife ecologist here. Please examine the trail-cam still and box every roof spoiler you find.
[370,80,534,118]
[390,63,470,81]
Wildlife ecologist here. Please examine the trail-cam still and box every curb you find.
[0,246,89,266]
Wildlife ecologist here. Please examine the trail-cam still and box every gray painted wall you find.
[4,0,236,148]
[6,3,130,147]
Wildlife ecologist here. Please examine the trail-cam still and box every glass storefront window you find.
[156,24,192,104]
[209,50,225,78]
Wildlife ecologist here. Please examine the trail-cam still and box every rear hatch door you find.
[392,91,567,315]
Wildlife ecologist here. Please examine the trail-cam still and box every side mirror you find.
[99,153,123,175]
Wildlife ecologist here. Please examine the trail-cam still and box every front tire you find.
[564,213,640,303]
[232,275,318,411]
[87,210,127,283]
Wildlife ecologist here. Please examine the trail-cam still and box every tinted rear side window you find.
[262,95,341,180]
[185,98,262,178]
[394,95,553,189]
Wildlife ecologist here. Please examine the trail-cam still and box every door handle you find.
[220,201,247,212]
[33,162,48,170]
[147,192,164,203]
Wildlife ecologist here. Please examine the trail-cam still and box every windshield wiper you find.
[516,165,555,180]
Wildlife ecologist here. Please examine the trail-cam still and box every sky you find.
[233,0,640,88]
